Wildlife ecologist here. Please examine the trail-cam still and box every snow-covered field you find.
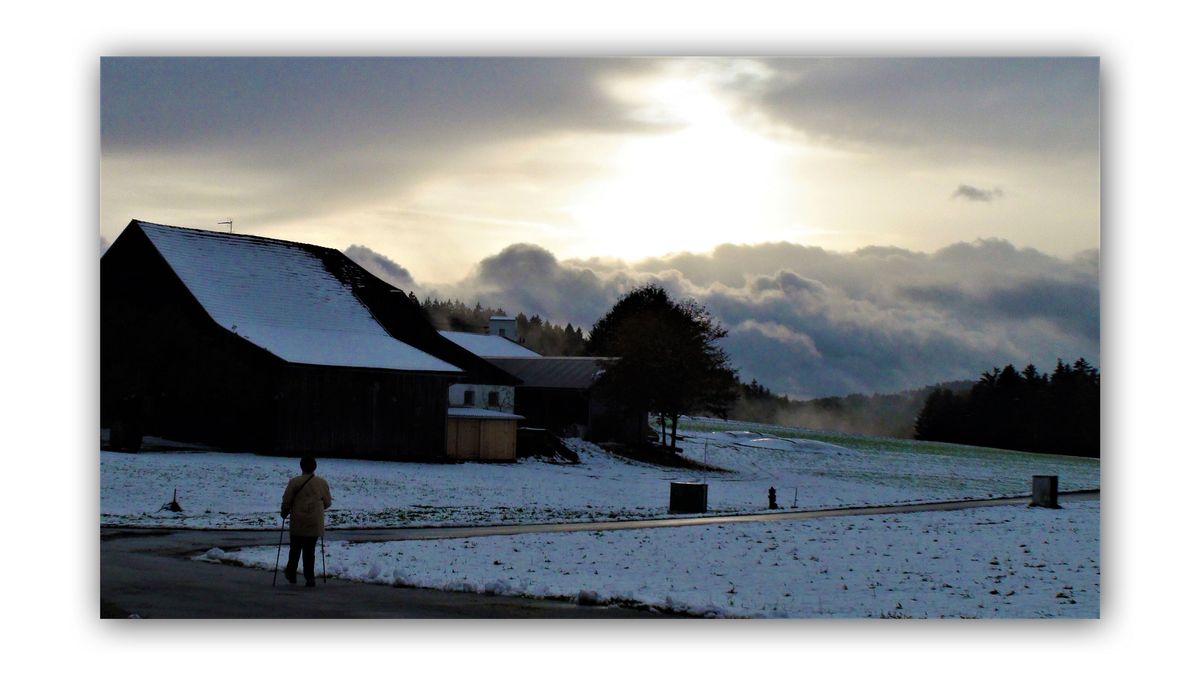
[101,421,1099,529]
[207,501,1099,618]
[105,420,1100,618]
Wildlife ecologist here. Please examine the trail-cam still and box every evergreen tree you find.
[913,358,1099,457]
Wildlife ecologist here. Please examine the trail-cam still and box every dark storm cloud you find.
[101,58,654,152]
[952,184,1005,202]
[101,58,662,231]
[410,238,1099,399]
[755,58,1099,158]
[984,278,1100,342]
[450,244,634,327]
[344,245,415,289]
[899,277,1100,342]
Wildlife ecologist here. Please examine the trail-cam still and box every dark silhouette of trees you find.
[419,297,587,356]
[913,358,1099,457]
[912,387,967,441]
[589,284,738,450]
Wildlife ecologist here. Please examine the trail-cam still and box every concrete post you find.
[1030,475,1061,508]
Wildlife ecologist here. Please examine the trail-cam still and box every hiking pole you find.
[272,516,286,587]
[320,533,327,583]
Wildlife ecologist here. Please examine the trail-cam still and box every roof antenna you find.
[218,218,233,234]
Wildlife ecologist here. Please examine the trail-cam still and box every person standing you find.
[280,456,333,587]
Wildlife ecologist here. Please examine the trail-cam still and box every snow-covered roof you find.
[446,407,525,420]
[439,331,542,358]
[137,221,460,373]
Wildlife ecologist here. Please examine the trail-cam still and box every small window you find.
[498,328,507,337]
[463,390,475,406]
[487,391,499,408]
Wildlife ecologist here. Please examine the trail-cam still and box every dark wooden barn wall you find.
[513,387,648,444]
[274,366,453,460]
[513,387,591,435]
[101,226,280,452]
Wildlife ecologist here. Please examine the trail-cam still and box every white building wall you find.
[488,316,518,340]
[448,383,516,413]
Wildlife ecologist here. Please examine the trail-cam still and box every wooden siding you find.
[446,417,517,461]
[275,365,453,460]
[101,226,280,452]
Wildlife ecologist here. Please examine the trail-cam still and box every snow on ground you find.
[671,417,1100,504]
[101,422,1099,530]
[103,441,661,529]
[210,501,1099,618]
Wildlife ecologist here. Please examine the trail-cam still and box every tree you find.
[589,284,738,450]
[912,358,1098,457]
[914,387,965,442]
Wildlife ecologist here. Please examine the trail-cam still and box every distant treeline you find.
[914,359,1100,458]
[731,379,974,439]
[420,297,587,356]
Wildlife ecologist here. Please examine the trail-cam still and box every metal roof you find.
[486,357,614,390]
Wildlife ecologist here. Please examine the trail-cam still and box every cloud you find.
[344,245,415,289]
[101,58,661,240]
[101,58,654,153]
[952,184,1005,203]
[754,58,1099,159]
[397,238,1099,399]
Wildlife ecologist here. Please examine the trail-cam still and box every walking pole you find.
[320,533,327,583]
[272,516,286,587]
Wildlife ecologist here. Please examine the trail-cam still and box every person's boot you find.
[305,578,316,588]
[284,569,297,585]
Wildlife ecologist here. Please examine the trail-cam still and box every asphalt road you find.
[101,529,659,618]
[100,490,1098,619]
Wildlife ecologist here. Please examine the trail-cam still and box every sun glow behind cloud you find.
[101,58,1099,285]
[562,62,805,260]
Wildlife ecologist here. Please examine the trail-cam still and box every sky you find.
[101,57,1100,398]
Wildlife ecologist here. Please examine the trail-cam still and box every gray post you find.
[1030,475,1060,508]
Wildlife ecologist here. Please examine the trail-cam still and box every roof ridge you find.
[133,219,342,255]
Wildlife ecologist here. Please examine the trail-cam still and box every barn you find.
[485,356,647,444]
[101,219,520,461]
[435,323,649,445]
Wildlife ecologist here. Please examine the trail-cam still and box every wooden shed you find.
[445,408,523,461]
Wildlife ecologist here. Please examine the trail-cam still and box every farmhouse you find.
[437,327,534,461]
[438,321,648,444]
[101,220,521,461]
[487,356,647,444]
[439,323,540,415]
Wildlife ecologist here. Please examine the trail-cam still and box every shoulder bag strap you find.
[286,474,316,512]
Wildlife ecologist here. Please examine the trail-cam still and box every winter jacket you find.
[281,473,333,537]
